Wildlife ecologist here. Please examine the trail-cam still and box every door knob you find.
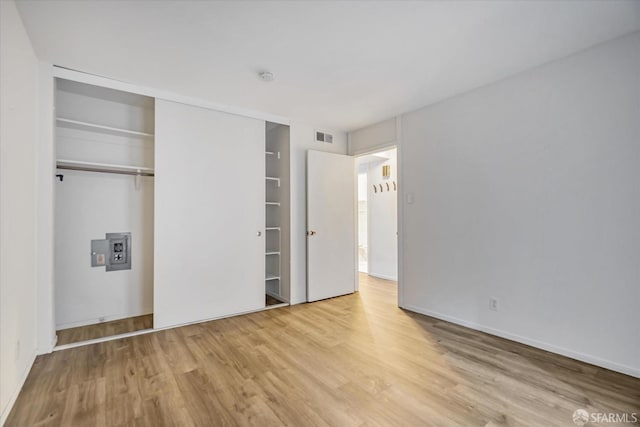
[307,230,316,236]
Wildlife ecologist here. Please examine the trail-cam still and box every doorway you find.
[305,147,398,302]
[356,148,398,283]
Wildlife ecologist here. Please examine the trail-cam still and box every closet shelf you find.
[56,159,155,176]
[266,202,280,206]
[265,227,280,231]
[265,274,280,281]
[56,118,155,139]
[266,177,280,187]
[265,151,280,159]
[265,251,280,256]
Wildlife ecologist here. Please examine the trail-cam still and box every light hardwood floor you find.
[56,314,154,346]
[6,274,639,426]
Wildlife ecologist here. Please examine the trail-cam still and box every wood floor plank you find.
[6,274,640,426]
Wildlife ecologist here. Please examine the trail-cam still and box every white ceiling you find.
[16,0,640,132]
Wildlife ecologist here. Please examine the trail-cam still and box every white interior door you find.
[307,150,356,302]
[154,100,265,328]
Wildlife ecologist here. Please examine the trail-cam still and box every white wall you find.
[0,0,40,423]
[349,117,397,156]
[357,173,368,272]
[366,149,398,281]
[401,32,640,377]
[289,123,347,304]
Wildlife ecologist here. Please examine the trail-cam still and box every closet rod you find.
[56,165,155,177]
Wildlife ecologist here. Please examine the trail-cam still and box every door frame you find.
[353,141,402,306]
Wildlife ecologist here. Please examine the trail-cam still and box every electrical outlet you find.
[489,297,499,312]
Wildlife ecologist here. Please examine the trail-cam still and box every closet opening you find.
[265,122,290,308]
[53,78,155,346]
[356,147,398,287]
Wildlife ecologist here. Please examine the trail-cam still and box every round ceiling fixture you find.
[259,71,275,82]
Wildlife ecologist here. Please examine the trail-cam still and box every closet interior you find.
[54,78,155,345]
[265,122,291,306]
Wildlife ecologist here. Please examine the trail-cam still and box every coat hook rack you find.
[386,182,390,191]
[373,184,377,193]
[379,184,383,192]
[393,181,397,191]
[56,174,64,182]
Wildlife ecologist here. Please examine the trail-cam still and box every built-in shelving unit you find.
[54,79,155,176]
[265,125,281,299]
[264,122,292,304]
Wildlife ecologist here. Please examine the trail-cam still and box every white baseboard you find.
[402,304,640,379]
[0,350,37,426]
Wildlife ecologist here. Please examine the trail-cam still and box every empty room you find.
[1,0,639,426]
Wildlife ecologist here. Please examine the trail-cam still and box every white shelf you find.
[265,227,280,231]
[265,176,280,187]
[56,117,154,139]
[56,159,154,175]
[265,274,280,281]
[266,202,280,206]
[265,251,280,256]
[266,151,280,159]
[266,177,280,187]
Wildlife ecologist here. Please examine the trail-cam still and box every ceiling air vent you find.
[315,131,333,143]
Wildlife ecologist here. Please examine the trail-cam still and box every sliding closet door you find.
[154,100,265,328]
